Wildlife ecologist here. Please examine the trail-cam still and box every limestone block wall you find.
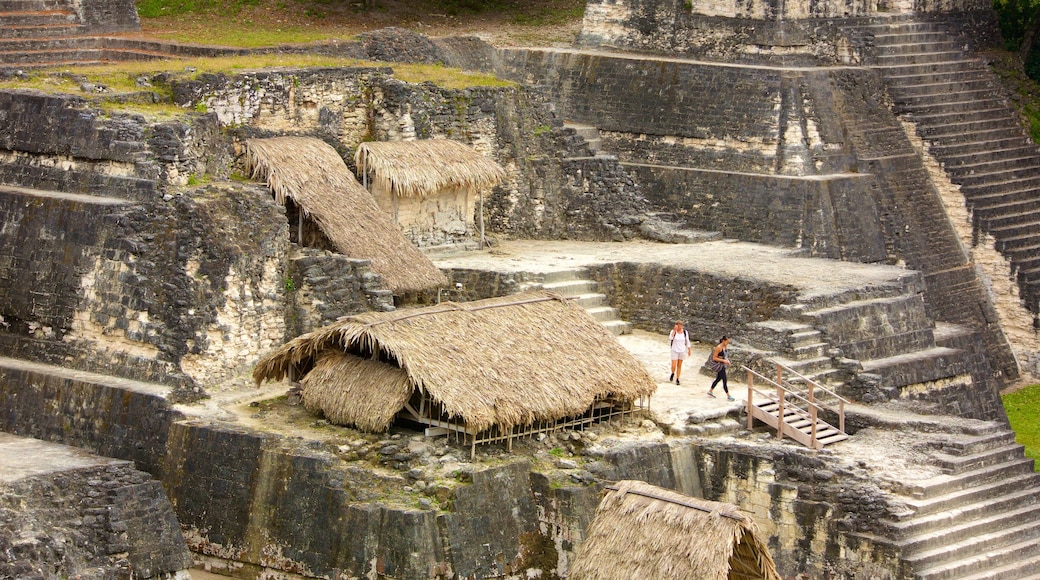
[73,0,141,34]
[0,440,192,579]
[174,69,650,243]
[0,362,904,579]
[0,181,290,392]
[627,166,887,261]
[0,91,226,198]
[577,0,993,63]
[288,249,396,336]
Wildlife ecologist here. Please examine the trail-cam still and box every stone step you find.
[1004,241,1040,263]
[886,486,1040,542]
[602,319,632,336]
[0,22,80,38]
[887,77,995,98]
[962,173,1040,198]
[539,268,588,284]
[916,118,1022,140]
[882,64,988,81]
[978,207,1040,231]
[896,97,1007,119]
[955,554,1040,580]
[871,41,965,56]
[929,135,1035,158]
[0,164,158,201]
[875,50,968,66]
[908,110,1016,132]
[941,430,1020,456]
[584,305,620,322]
[995,228,1040,251]
[931,443,1028,475]
[964,183,1040,207]
[904,506,1040,572]
[893,89,1003,109]
[893,457,1036,499]
[949,159,1040,185]
[0,46,174,65]
[858,346,971,390]
[987,217,1040,240]
[0,0,73,9]
[941,145,1040,168]
[0,8,75,27]
[925,126,1032,149]
[901,472,1040,518]
[567,292,607,309]
[915,530,1040,580]
[541,279,598,296]
[972,197,1040,222]
[871,31,954,45]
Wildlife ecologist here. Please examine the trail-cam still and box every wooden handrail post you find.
[808,381,815,405]
[839,400,845,433]
[776,362,783,388]
[746,370,754,430]
[810,400,818,449]
[776,387,785,441]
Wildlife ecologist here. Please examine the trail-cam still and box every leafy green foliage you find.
[1002,383,1040,471]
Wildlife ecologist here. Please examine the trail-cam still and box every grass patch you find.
[143,24,337,47]
[392,63,515,89]
[0,55,512,102]
[1002,383,1040,471]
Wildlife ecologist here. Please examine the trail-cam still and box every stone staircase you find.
[859,19,1040,317]
[852,425,1040,579]
[0,0,175,68]
[744,270,985,406]
[562,122,604,155]
[537,268,633,335]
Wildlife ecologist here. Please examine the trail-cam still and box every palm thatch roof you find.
[570,480,781,580]
[354,139,506,198]
[245,136,447,293]
[253,290,656,432]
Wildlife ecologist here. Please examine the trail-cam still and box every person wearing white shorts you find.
[668,321,692,385]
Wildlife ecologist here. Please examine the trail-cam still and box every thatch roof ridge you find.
[355,139,506,198]
[570,480,781,580]
[245,136,447,293]
[253,291,657,432]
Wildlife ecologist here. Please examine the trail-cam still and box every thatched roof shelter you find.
[253,291,656,434]
[570,480,781,580]
[245,136,447,293]
[354,139,506,199]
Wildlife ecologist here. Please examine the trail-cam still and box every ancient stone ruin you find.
[1,0,1040,577]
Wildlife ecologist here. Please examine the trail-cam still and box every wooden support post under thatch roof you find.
[245,136,447,294]
[570,480,782,580]
[253,291,656,456]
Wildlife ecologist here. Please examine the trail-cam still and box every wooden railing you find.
[743,361,849,449]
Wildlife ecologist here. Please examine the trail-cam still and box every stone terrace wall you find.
[172,68,650,242]
[0,179,290,392]
[577,0,994,64]
[75,0,141,34]
[0,361,904,579]
[627,166,887,261]
[0,440,192,579]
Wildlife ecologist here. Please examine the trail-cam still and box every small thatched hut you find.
[253,291,656,456]
[245,136,448,294]
[354,139,506,247]
[570,480,781,580]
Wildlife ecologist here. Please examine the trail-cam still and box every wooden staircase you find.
[744,362,849,449]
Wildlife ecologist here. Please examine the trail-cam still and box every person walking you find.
[707,336,734,401]
[668,321,691,385]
